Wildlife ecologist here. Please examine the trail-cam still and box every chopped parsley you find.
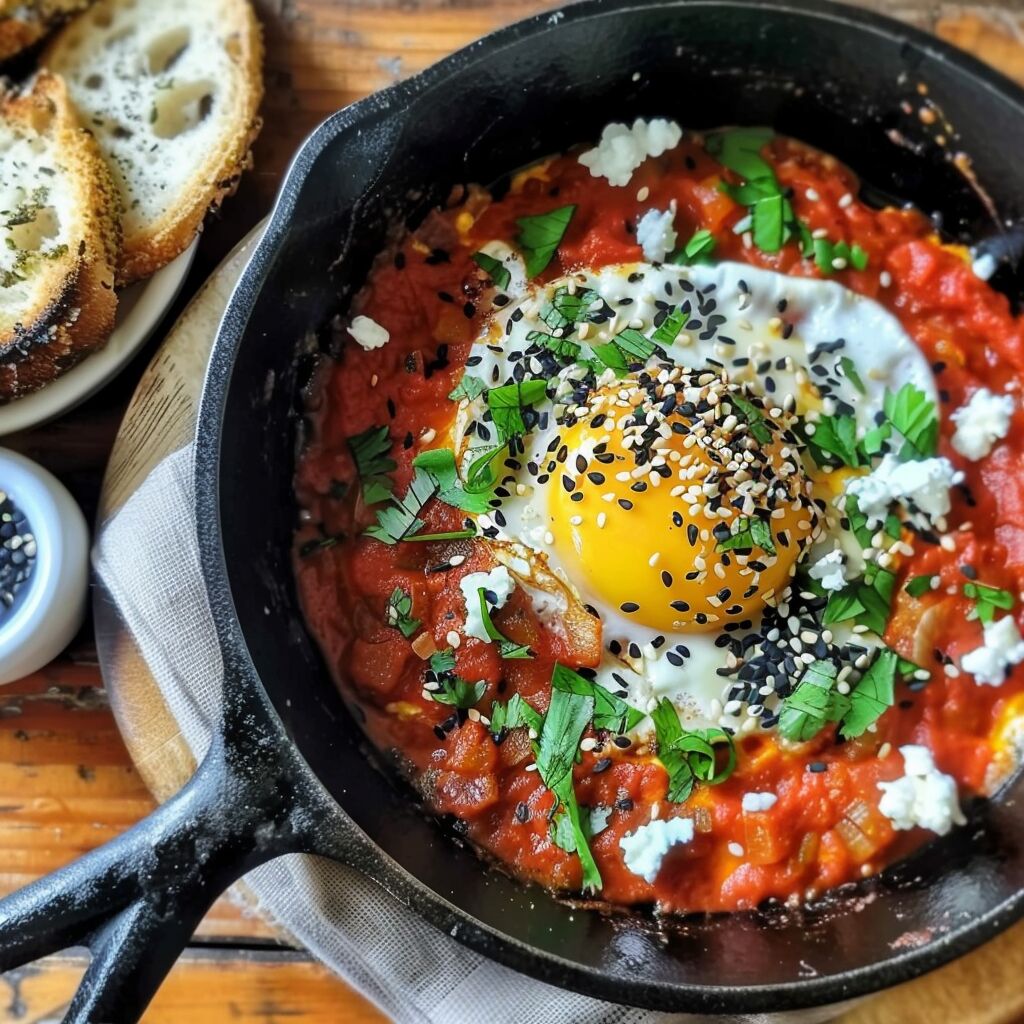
[413,448,495,513]
[905,574,935,598]
[729,392,772,444]
[429,648,456,674]
[515,205,576,279]
[364,469,437,545]
[347,425,396,505]
[840,356,866,395]
[476,589,533,660]
[485,379,549,442]
[779,650,898,742]
[805,413,862,469]
[671,229,716,265]
[488,692,542,736]
[651,699,735,802]
[470,251,511,290]
[385,587,420,637]
[823,563,896,636]
[550,664,644,734]
[964,581,1015,624]
[651,307,688,345]
[430,677,486,709]
[448,374,487,402]
[716,515,775,556]
[883,382,939,460]
[612,328,658,362]
[535,676,602,891]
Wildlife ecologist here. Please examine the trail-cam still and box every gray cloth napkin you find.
[95,443,747,1024]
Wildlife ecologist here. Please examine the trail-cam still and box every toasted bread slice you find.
[0,0,91,62]
[44,0,263,284]
[0,71,119,402]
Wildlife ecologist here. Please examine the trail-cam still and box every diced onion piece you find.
[835,798,891,861]
[692,805,713,834]
[743,813,786,865]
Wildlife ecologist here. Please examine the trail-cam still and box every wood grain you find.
[2,1,1024,1021]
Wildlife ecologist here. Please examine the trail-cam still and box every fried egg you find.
[449,259,937,736]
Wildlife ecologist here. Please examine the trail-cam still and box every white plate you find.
[0,239,198,436]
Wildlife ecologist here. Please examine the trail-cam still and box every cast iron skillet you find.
[3,0,1024,1020]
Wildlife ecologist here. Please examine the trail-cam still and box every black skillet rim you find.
[194,0,1024,1012]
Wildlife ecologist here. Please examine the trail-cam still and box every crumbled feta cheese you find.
[961,615,1024,686]
[459,566,514,643]
[845,453,962,527]
[589,806,612,835]
[877,744,966,834]
[741,791,777,813]
[578,118,683,188]
[347,314,390,350]
[635,203,678,263]
[808,547,847,592]
[619,817,694,882]
[972,252,997,281]
[951,388,1014,461]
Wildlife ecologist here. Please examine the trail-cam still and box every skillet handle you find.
[0,733,304,1023]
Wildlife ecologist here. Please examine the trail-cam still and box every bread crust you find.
[0,71,120,402]
[0,0,91,61]
[44,0,264,284]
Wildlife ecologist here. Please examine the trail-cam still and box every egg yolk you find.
[546,376,819,633]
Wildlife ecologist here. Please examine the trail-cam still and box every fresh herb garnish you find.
[550,663,644,734]
[413,448,495,513]
[429,648,456,674]
[385,587,420,637]
[516,205,576,279]
[612,328,657,362]
[813,239,869,275]
[348,425,396,505]
[729,392,772,444]
[905,574,934,598]
[651,307,688,346]
[805,413,862,469]
[486,379,549,442]
[752,192,786,252]
[470,251,511,290]
[778,660,848,742]
[671,229,716,265]
[840,648,897,738]
[964,581,1015,624]
[476,589,533,659]
[779,650,898,742]
[364,469,437,545]
[535,680,602,892]
[431,677,486,709]
[883,382,939,460]
[840,356,866,395]
[823,563,895,636]
[716,516,775,555]
[448,374,487,402]
[588,340,630,376]
[526,329,582,362]
[651,699,735,802]
[488,692,543,736]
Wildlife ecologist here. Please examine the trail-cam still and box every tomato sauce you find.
[295,133,1024,912]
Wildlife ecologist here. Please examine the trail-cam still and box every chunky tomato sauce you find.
[295,133,1024,912]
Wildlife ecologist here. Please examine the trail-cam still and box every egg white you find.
[449,259,937,736]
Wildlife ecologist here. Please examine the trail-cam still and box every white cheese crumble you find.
[635,203,678,263]
[961,615,1024,686]
[877,744,966,835]
[741,791,777,813]
[459,566,514,643]
[808,547,847,592]
[845,453,962,527]
[950,388,1014,461]
[619,816,694,882]
[972,252,997,281]
[347,314,390,350]
[589,806,612,835]
[578,118,683,188]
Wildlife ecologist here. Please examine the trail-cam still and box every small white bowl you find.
[0,448,89,685]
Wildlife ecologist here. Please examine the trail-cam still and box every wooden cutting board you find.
[10,1,1024,1021]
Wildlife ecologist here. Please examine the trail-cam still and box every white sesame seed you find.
[648,552,661,567]
[728,842,745,857]
[839,192,853,208]
[637,186,650,202]
[447,631,461,648]
[421,428,437,443]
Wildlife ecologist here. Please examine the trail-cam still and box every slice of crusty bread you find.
[0,71,119,402]
[0,0,91,62]
[44,0,263,284]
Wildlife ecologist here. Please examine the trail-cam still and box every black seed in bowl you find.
[0,491,36,620]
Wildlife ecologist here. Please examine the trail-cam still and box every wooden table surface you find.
[3,1,1024,1020]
